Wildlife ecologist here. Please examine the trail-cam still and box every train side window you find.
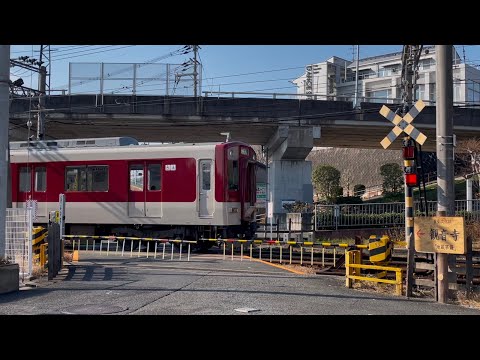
[148,164,161,191]
[130,165,144,191]
[87,166,108,191]
[19,167,31,192]
[65,166,86,191]
[35,167,47,192]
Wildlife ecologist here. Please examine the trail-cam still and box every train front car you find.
[214,142,258,241]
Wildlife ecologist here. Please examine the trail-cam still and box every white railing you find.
[5,208,33,281]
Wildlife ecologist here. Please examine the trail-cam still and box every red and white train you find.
[10,137,266,247]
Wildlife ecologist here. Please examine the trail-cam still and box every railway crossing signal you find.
[379,99,427,149]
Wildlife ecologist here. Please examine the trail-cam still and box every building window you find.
[429,83,436,102]
[66,165,108,192]
[19,167,31,192]
[414,84,425,101]
[35,167,46,192]
[365,89,392,103]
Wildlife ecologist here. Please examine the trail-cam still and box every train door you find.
[128,163,145,217]
[128,162,162,218]
[16,165,47,218]
[198,159,213,217]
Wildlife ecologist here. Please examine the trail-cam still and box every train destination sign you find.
[414,216,466,254]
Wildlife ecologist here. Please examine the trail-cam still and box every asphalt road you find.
[0,251,479,315]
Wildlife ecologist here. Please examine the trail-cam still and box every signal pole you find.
[436,45,455,303]
[402,45,422,297]
[37,66,47,140]
[0,45,10,259]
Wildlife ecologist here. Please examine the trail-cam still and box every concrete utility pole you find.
[37,66,47,140]
[436,45,455,304]
[0,45,10,259]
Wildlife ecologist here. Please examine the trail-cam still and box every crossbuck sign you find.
[379,99,427,149]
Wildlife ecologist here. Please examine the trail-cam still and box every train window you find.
[19,167,31,192]
[130,165,144,191]
[148,164,161,191]
[201,161,211,191]
[65,166,107,191]
[87,166,109,192]
[35,167,47,192]
[228,160,239,191]
[65,166,86,191]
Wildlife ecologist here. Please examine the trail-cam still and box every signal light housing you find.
[402,138,415,160]
[405,173,418,187]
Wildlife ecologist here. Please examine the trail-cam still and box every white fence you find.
[5,208,33,281]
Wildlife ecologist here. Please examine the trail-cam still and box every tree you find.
[380,163,403,194]
[456,138,480,195]
[354,184,366,197]
[312,165,341,203]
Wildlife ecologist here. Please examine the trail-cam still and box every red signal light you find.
[405,173,418,187]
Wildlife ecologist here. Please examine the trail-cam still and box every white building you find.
[292,46,480,106]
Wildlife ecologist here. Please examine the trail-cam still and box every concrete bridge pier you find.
[266,125,320,217]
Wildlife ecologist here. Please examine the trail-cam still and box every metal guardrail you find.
[314,199,480,230]
[346,250,403,296]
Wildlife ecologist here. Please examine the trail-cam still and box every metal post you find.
[322,247,325,267]
[162,242,166,260]
[353,45,360,109]
[187,243,191,262]
[37,66,47,140]
[0,45,9,259]
[137,240,141,257]
[403,46,416,298]
[250,243,252,261]
[154,241,157,259]
[467,178,473,212]
[311,246,314,266]
[231,243,234,260]
[240,243,243,261]
[300,246,303,265]
[279,245,282,264]
[269,245,272,262]
[436,45,455,304]
[223,242,226,260]
[146,241,150,258]
[179,243,182,260]
[122,239,125,257]
[170,242,174,260]
[289,245,292,265]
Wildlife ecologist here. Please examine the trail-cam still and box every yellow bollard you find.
[73,250,79,262]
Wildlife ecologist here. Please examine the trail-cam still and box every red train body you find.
[10,137,263,244]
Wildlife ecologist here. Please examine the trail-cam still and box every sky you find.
[9,45,480,96]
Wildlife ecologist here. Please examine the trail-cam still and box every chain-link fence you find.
[68,62,200,96]
[5,208,33,281]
